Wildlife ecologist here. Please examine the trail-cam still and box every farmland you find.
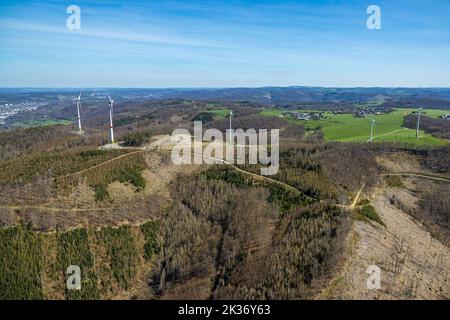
[261,108,450,146]
[206,108,231,118]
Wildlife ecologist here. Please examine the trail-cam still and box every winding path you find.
[0,204,113,212]
[380,172,450,183]
[56,149,144,180]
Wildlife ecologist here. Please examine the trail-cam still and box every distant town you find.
[0,102,45,126]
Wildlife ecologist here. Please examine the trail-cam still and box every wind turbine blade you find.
[106,91,112,103]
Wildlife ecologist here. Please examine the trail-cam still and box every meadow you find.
[261,108,450,146]
[206,108,231,118]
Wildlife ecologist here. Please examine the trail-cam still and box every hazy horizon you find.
[2,85,450,90]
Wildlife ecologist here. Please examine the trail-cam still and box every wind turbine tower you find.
[229,110,233,143]
[369,119,375,142]
[76,92,82,132]
[416,107,422,139]
[108,94,115,144]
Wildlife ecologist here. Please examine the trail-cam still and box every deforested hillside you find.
[318,153,450,299]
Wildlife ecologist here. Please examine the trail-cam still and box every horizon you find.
[2,85,450,90]
[1,0,450,87]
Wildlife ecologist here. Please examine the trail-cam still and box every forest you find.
[404,114,450,139]
[0,98,449,300]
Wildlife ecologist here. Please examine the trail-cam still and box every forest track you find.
[338,172,450,210]
[350,184,365,209]
[336,184,365,210]
[0,204,113,212]
[380,172,450,183]
[191,152,300,193]
[55,149,144,180]
[367,128,409,142]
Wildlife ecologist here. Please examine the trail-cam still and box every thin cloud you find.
[0,19,237,49]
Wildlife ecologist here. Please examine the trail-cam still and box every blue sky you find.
[0,0,449,87]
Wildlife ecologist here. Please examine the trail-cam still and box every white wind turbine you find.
[229,110,233,143]
[416,107,422,139]
[369,118,376,142]
[76,91,82,132]
[108,94,115,144]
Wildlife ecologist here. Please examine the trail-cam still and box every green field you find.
[207,108,231,118]
[261,108,449,146]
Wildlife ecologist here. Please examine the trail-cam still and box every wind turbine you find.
[416,107,422,139]
[108,94,115,144]
[369,118,376,142]
[76,91,82,132]
[229,110,233,143]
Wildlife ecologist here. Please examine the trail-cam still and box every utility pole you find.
[229,110,233,143]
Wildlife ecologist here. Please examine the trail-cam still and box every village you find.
[288,111,326,121]
[287,106,390,121]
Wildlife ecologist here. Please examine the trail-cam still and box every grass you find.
[356,205,386,227]
[384,175,405,188]
[417,109,450,119]
[260,108,449,146]
[207,108,231,118]
[11,119,72,128]
[260,109,287,117]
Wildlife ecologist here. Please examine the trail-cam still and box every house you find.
[296,113,311,120]
[290,112,311,120]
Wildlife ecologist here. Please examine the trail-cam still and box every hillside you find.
[261,108,450,146]
[0,100,449,300]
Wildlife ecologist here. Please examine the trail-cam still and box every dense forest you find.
[0,223,159,299]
